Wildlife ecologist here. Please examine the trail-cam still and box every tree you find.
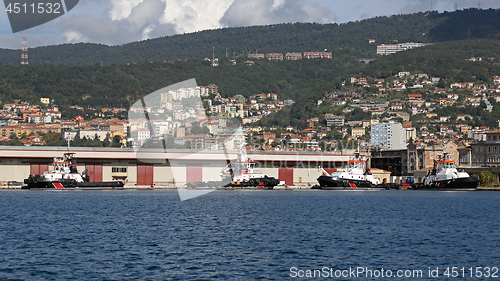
[479,171,497,187]
[111,135,122,147]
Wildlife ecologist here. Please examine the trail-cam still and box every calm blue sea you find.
[0,190,499,280]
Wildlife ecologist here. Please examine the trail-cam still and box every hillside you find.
[361,39,500,81]
[0,57,350,110]
[0,8,499,65]
[1,38,499,128]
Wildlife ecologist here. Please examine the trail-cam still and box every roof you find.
[370,168,391,174]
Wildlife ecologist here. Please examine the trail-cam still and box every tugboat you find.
[219,149,280,189]
[420,153,478,190]
[316,151,384,190]
[186,147,280,189]
[23,152,124,189]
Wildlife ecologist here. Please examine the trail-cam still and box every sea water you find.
[0,190,499,280]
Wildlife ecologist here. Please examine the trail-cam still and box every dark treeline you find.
[1,38,499,129]
[361,40,500,82]
[0,57,351,109]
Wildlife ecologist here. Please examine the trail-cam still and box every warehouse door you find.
[137,163,154,185]
[30,163,49,175]
[186,165,202,184]
[323,168,337,175]
[279,167,294,186]
[86,163,103,182]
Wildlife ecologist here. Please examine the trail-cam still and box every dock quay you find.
[0,146,356,188]
[2,146,497,190]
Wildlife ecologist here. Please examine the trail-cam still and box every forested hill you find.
[0,8,499,66]
[361,39,500,82]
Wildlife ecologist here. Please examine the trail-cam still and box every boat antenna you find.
[67,137,71,153]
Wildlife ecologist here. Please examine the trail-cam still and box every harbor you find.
[0,145,351,188]
[0,145,496,190]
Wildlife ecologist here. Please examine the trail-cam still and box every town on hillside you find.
[1,66,500,175]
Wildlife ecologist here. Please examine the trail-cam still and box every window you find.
[112,167,127,173]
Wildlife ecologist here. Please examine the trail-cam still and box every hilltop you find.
[0,8,499,65]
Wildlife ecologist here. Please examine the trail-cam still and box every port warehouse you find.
[0,146,394,187]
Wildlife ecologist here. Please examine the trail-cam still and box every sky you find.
[0,0,499,49]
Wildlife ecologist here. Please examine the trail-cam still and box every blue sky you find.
[1,0,499,49]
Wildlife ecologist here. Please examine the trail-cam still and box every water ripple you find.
[0,190,499,280]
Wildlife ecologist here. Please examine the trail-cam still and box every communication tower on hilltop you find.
[21,37,28,65]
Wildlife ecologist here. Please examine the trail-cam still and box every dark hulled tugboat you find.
[316,151,385,190]
[186,146,280,189]
[24,152,124,189]
[420,153,478,190]
[219,148,280,189]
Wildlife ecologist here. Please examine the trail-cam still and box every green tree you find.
[479,171,497,187]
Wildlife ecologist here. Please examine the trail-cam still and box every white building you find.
[64,130,111,142]
[371,122,406,149]
[79,130,111,141]
[325,114,345,127]
[377,43,432,55]
[27,115,52,124]
[151,121,171,136]
[130,128,151,147]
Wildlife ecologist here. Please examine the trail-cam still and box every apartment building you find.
[371,122,405,149]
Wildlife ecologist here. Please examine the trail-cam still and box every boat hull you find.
[23,178,124,189]
[417,176,479,190]
[317,176,385,190]
[186,177,280,190]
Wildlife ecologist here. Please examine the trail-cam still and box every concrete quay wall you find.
[0,146,350,187]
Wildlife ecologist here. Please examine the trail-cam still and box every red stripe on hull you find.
[53,182,65,189]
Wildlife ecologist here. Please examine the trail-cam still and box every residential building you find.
[377,42,432,55]
[285,53,302,60]
[351,127,365,139]
[79,130,111,141]
[303,52,332,59]
[371,122,405,149]
[465,129,500,167]
[267,53,283,61]
[130,128,151,147]
[325,114,345,127]
[247,53,264,59]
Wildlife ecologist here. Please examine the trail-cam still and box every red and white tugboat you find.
[220,149,279,189]
[23,152,124,189]
[316,151,385,190]
[420,153,478,190]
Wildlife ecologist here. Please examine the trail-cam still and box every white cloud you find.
[63,30,85,42]
[1,0,499,49]
[108,0,144,20]
[271,0,285,10]
[160,0,234,33]
[58,0,176,45]
[220,0,334,27]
